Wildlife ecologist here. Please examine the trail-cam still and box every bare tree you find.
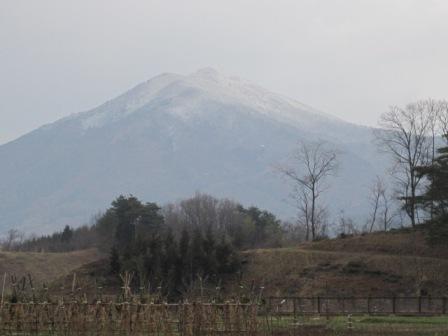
[367,176,396,232]
[278,140,338,240]
[375,103,433,227]
[336,210,359,236]
[293,187,312,240]
[379,186,395,231]
[1,229,25,251]
[179,192,219,229]
[281,219,307,244]
[415,99,448,162]
[436,100,448,139]
[367,177,385,233]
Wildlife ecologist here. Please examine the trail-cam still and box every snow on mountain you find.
[0,69,387,234]
[71,68,342,130]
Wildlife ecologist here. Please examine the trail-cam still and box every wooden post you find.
[293,298,297,321]
[347,314,353,330]
[418,296,422,314]
[367,296,371,315]
[317,297,321,314]
[392,297,396,315]
[1,273,6,307]
[442,297,447,315]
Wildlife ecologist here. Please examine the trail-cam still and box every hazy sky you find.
[1,0,448,145]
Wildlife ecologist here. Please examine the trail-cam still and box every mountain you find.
[0,68,388,234]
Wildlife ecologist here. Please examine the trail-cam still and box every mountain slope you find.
[0,68,387,234]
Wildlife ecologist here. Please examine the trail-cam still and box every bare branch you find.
[277,140,338,240]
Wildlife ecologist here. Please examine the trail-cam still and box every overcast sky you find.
[1,0,448,145]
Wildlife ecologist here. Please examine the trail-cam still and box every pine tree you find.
[162,229,178,281]
[215,237,240,275]
[146,234,163,285]
[113,196,139,254]
[417,144,448,244]
[110,246,121,274]
[61,225,73,243]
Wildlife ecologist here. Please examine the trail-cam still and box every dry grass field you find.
[240,230,448,297]
[304,229,448,258]
[1,229,447,299]
[0,248,102,289]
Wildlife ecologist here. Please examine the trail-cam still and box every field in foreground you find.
[270,315,448,335]
[1,302,448,336]
[1,229,448,335]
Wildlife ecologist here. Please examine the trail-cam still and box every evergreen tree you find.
[417,144,448,244]
[61,225,73,243]
[162,229,178,279]
[113,195,140,254]
[236,206,282,248]
[136,202,164,238]
[110,246,121,274]
[146,234,163,285]
[215,237,240,275]
[160,229,179,297]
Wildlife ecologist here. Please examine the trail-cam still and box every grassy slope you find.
[240,230,448,297]
[0,248,102,289]
[304,229,448,258]
[48,258,121,295]
[19,229,448,297]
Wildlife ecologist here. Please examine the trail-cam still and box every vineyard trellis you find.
[1,272,448,335]
[0,302,262,336]
[267,296,448,316]
[1,297,448,335]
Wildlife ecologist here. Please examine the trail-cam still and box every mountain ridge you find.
[0,68,386,234]
[41,68,352,133]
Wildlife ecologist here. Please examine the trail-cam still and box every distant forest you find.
[2,193,302,298]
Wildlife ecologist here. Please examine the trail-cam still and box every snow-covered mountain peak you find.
[78,72,182,129]
[182,68,342,126]
[67,68,342,131]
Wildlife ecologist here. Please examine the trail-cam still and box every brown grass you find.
[304,230,448,258]
[240,230,448,297]
[0,248,102,288]
[4,229,447,300]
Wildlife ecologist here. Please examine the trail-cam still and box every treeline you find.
[10,193,288,252]
[10,225,97,252]
[104,195,241,299]
[6,193,296,298]
[7,193,294,253]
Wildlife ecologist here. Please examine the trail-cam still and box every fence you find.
[267,296,448,316]
[0,302,261,335]
[1,297,447,335]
